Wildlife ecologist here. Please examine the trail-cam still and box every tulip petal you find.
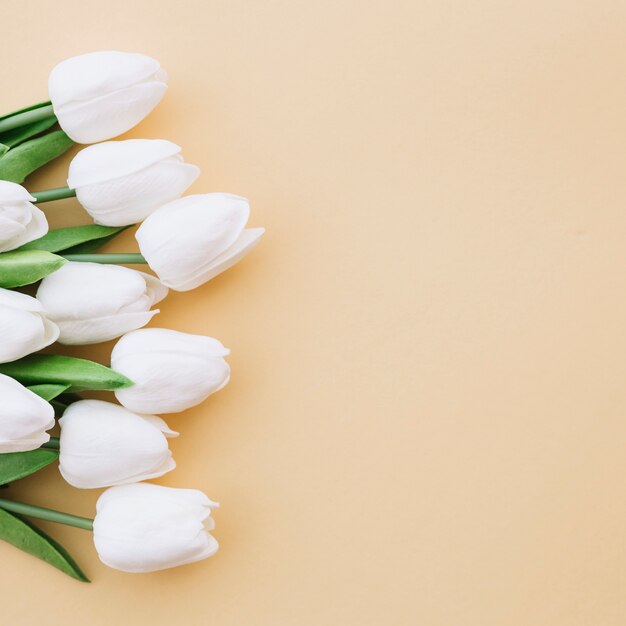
[55,82,168,144]
[0,180,36,203]
[55,309,159,346]
[136,193,251,289]
[68,139,182,188]
[59,400,175,489]
[165,227,265,291]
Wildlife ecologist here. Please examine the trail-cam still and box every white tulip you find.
[48,51,168,144]
[112,328,230,414]
[93,483,219,573]
[0,374,55,452]
[36,262,168,345]
[136,193,265,291]
[0,181,48,252]
[59,400,177,489]
[67,140,200,226]
[0,288,59,363]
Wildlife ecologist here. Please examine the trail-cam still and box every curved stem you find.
[0,105,56,134]
[33,187,76,203]
[62,253,147,264]
[0,498,93,531]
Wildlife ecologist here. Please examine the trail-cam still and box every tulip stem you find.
[0,104,56,134]
[62,253,147,264]
[42,436,60,450]
[32,187,76,203]
[0,498,93,531]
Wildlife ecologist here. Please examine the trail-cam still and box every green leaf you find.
[0,354,134,392]
[0,249,66,288]
[0,130,73,183]
[0,508,89,582]
[26,384,70,402]
[20,224,128,254]
[0,101,52,122]
[0,144,8,158]
[0,448,59,485]
[0,116,57,148]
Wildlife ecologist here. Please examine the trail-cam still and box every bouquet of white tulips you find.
[0,51,264,581]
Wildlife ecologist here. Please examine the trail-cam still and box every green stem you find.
[60,252,147,265]
[32,187,76,203]
[0,105,56,134]
[0,498,93,531]
[42,436,60,450]
[62,253,147,264]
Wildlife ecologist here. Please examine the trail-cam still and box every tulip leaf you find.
[0,249,66,288]
[0,144,8,158]
[0,508,89,582]
[0,448,59,486]
[0,116,58,149]
[20,224,128,254]
[0,101,52,122]
[0,354,134,392]
[0,130,73,184]
[26,384,70,402]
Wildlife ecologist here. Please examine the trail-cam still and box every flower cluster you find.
[0,51,264,580]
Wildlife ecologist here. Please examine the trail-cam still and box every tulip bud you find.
[136,193,265,291]
[68,140,200,226]
[36,262,168,345]
[0,181,48,252]
[112,328,230,414]
[48,51,168,144]
[93,483,219,573]
[59,400,177,489]
[0,373,55,452]
[0,288,59,363]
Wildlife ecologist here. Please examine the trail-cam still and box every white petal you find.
[59,400,175,489]
[56,309,159,345]
[76,160,200,226]
[136,193,250,288]
[55,82,168,144]
[93,483,218,572]
[68,139,182,188]
[0,204,48,252]
[49,51,162,108]
[0,304,59,363]
[0,181,36,203]
[112,328,231,413]
[165,227,265,291]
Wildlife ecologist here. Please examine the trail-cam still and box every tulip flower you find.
[111,328,230,414]
[93,483,219,573]
[0,287,59,363]
[136,193,265,291]
[59,400,177,489]
[66,139,200,226]
[0,181,48,252]
[0,374,55,452]
[48,51,168,144]
[36,262,168,345]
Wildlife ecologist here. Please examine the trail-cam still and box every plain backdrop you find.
[3,1,626,624]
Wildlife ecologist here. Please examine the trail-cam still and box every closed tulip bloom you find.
[136,193,265,291]
[0,374,55,452]
[36,262,168,345]
[93,483,219,573]
[49,51,168,144]
[0,181,48,252]
[0,288,59,363]
[112,328,230,414]
[59,400,177,489]
[68,140,200,226]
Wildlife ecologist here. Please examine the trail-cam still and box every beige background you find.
[2,0,626,624]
